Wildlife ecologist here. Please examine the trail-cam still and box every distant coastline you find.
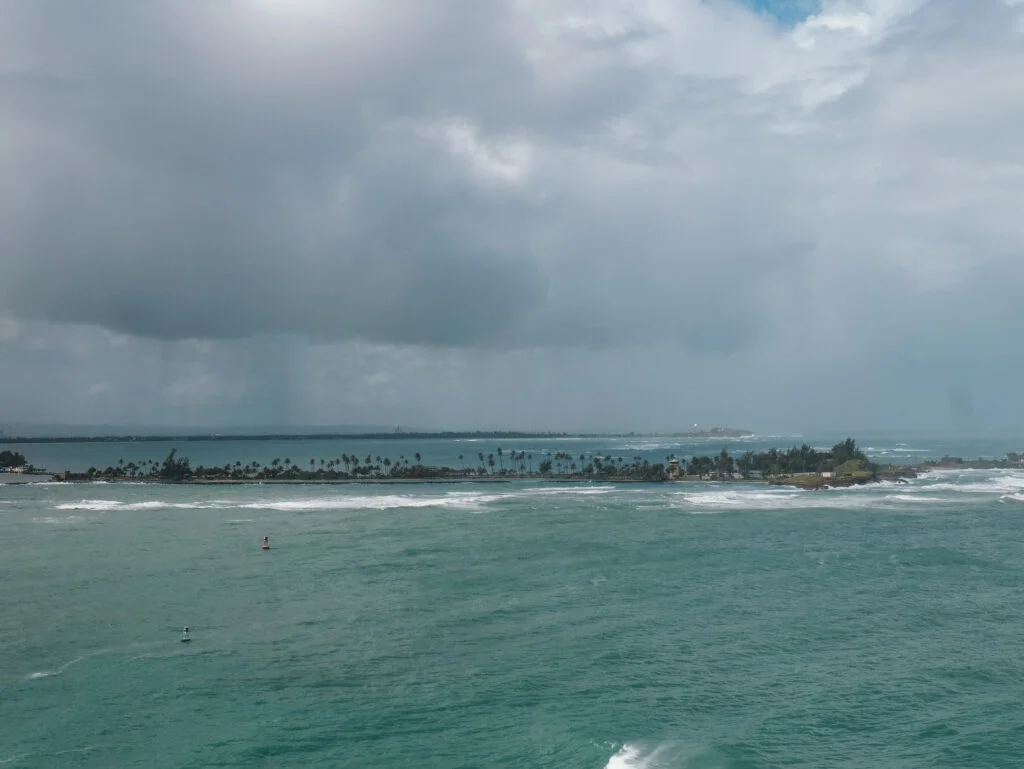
[671,427,753,438]
[0,427,752,444]
[7,436,1019,488]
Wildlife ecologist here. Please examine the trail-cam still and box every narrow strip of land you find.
[5,439,1019,488]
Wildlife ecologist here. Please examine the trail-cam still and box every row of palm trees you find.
[83,442,868,483]
[82,448,670,481]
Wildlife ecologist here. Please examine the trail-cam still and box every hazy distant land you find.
[5,437,1021,489]
[0,427,752,444]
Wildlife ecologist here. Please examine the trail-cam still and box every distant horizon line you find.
[0,428,759,444]
[1,425,1019,443]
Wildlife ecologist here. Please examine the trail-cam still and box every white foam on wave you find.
[52,485,618,515]
[25,671,56,680]
[675,485,961,512]
[679,468,1024,512]
[864,446,930,454]
[238,485,617,512]
[914,469,1024,495]
[605,743,668,769]
[240,495,463,512]
[55,499,233,512]
[612,442,683,452]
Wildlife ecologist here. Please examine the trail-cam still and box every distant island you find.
[19,438,1018,487]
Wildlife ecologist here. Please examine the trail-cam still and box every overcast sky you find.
[1,0,1022,433]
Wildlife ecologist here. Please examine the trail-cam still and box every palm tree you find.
[459,454,465,471]
[488,454,495,474]
[415,452,421,465]
[497,448,504,472]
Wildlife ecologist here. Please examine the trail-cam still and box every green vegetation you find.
[921,453,1024,470]
[65,448,669,483]
[684,438,870,480]
[50,438,1021,488]
[60,440,868,485]
[0,449,27,468]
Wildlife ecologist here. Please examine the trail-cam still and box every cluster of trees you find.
[0,449,28,468]
[680,439,870,479]
[72,439,870,484]
[80,448,668,482]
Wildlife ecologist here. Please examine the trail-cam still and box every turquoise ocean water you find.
[2,434,1024,768]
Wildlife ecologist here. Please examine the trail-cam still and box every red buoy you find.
[262,536,270,550]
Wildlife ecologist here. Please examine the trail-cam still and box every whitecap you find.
[55,499,122,511]
[605,743,669,769]
[25,671,56,680]
[236,485,617,513]
[240,495,466,512]
[674,484,960,512]
[55,500,233,512]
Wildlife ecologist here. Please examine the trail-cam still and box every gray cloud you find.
[1,0,1024,430]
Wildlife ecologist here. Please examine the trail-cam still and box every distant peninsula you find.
[0,430,573,444]
[11,436,1020,487]
[671,427,753,438]
[0,427,753,444]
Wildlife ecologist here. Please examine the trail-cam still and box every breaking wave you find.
[239,485,617,512]
[52,485,618,514]
[674,468,1024,512]
[604,743,670,769]
[55,500,234,512]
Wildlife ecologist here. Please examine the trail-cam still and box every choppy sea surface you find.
[2,434,1024,768]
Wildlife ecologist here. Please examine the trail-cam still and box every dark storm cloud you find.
[2,0,1024,430]
[0,0,546,343]
[0,0,810,351]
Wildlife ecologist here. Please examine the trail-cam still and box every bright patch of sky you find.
[737,0,820,23]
